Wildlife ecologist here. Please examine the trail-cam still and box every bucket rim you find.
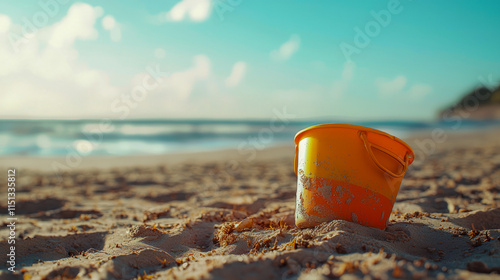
[294,123,415,162]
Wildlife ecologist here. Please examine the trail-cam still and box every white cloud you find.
[225,61,247,87]
[125,55,248,118]
[154,48,166,59]
[101,15,121,42]
[264,61,356,117]
[331,61,356,98]
[341,60,355,81]
[0,3,257,119]
[48,3,100,48]
[408,84,432,99]
[270,61,355,103]
[166,0,212,22]
[102,15,115,30]
[376,75,407,97]
[270,34,301,61]
[0,14,11,33]
[376,75,432,100]
[94,6,105,18]
[0,3,121,118]
[156,54,211,100]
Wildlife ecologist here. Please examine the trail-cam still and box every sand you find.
[1,129,500,279]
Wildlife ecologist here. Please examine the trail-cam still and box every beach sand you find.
[1,129,500,279]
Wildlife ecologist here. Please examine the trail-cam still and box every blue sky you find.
[0,0,499,121]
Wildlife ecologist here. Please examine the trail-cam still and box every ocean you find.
[0,119,498,157]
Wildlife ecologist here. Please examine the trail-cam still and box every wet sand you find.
[1,129,500,279]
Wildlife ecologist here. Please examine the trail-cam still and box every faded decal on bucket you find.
[295,170,393,229]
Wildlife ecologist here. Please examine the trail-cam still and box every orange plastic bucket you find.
[294,124,414,230]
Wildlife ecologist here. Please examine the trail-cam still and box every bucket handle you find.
[359,131,409,178]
